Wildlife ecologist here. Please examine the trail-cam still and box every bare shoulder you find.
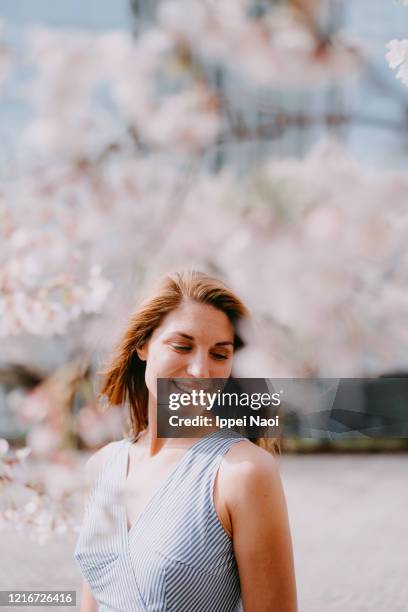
[218,441,297,611]
[218,440,282,506]
[222,439,280,477]
[84,440,124,491]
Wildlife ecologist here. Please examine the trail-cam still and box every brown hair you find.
[100,270,278,452]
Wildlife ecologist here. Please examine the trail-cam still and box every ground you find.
[0,453,407,611]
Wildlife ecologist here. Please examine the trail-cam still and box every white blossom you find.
[0,438,9,456]
[0,1,407,538]
[386,39,408,86]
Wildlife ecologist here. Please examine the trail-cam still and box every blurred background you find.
[0,1,407,610]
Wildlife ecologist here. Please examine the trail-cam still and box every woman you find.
[74,270,297,611]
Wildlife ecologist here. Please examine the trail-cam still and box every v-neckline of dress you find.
[122,430,221,539]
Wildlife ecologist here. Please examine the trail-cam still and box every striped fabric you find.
[74,429,247,611]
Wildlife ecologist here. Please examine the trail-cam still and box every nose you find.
[186,350,210,379]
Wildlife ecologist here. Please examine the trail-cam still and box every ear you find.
[136,343,148,361]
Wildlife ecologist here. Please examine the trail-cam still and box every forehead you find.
[154,299,234,341]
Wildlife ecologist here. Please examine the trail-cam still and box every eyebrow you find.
[170,332,234,347]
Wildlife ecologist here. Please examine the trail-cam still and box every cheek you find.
[144,346,183,384]
[215,358,233,377]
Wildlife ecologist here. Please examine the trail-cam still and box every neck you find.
[135,398,217,456]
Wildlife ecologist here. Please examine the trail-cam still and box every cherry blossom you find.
[158,0,361,86]
[386,39,408,86]
[0,1,407,541]
[386,1,408,86]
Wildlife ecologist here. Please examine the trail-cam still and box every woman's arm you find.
[80,579,98,612]
[228,444,298,611]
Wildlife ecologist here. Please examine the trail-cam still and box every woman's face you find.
[137,299,235,400]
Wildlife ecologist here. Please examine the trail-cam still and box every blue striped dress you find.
[74,429,247,611]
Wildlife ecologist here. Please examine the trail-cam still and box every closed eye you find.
[171,345,191,352]
[171,345,229,360]
[211,353,229,360]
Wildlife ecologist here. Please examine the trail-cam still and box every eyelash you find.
[171,345,229,360]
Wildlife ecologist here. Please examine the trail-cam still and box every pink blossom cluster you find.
[0,1,407,540]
